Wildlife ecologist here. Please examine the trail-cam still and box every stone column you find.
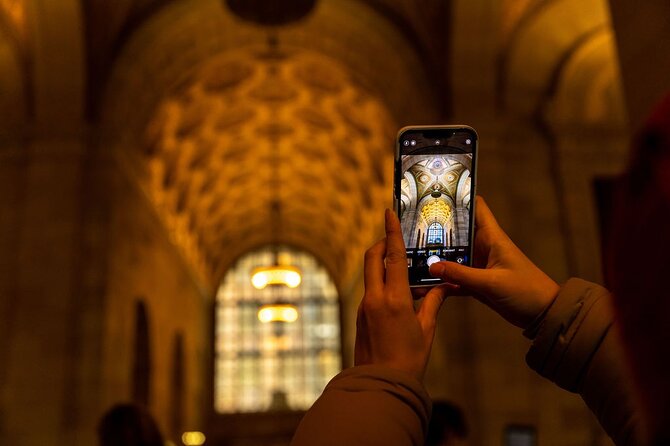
[400,209,418,247]
[453,207,470,245]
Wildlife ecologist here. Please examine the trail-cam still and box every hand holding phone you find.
[354,209,448,380]
[429,196,560,329]
[394,126,478,287]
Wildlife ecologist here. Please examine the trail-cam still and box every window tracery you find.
[215,246,341,413]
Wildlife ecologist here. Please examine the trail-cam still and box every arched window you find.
[215,246,341,413]
[427,222,443,245]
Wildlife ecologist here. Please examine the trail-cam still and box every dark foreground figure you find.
[98,403,164,446]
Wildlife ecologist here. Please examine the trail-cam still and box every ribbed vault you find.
[101,0,442,289]
[97,0,627,291]
[143,47,396,285]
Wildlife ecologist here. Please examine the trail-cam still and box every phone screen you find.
[395,126,477,287]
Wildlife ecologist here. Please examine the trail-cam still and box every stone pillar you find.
[1,140,93,446]
[453,207,470,246]
[400,209,418,247]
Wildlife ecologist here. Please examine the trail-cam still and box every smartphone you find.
[394,126,478,287]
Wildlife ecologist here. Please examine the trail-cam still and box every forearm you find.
[524,278,643,445]
[291,365,431,446]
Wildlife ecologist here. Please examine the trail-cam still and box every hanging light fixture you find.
[430,174,442,198]
[257,304,299,323]
[251,264,301,289]
[250,196,302,290]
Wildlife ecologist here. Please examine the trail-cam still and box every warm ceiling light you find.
[181,431,206,446]
[251,265,301,289]
[258,304,299,323]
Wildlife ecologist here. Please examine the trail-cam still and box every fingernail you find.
[429,262,445,276]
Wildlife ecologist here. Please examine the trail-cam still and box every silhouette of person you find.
[426,400,467,446]
[98,403,164,446]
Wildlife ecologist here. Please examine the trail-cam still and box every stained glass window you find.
[215,246,342,413]
[427,222,443,245]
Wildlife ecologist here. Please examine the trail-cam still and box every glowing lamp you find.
[181,431,206,446]
[251,265,301,289]
[258,304,299,323]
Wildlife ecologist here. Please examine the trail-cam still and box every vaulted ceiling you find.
[98,0,446,287]
[0,0,627,291]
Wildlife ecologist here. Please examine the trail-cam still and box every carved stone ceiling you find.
[99,0,621,290]
[100,0,443,290]
[4,0,624,290]
[142,47,396,286]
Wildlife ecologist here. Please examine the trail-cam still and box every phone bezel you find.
[394,125,478,288]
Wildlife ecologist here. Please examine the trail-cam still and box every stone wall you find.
[0,142,210,445]
[97,150,211,443]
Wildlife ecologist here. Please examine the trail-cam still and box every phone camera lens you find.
[403,140,410,146]
[435,139,441,145]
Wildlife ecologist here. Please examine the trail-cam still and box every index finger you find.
[383,208,410,289]
[364,238,386,294]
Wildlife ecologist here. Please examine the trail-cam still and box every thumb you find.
[429,261,493,295]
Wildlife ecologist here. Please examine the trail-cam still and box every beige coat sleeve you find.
[292,279,643,446]
[290,365,431,446]
[524,278,644,445]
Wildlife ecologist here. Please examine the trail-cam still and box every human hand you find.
[428,196,559,329]
[354,209,452,381]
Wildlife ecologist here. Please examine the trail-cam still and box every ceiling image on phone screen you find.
[399,154,472,250]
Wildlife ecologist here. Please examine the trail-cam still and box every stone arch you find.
[500,0,612,117]
[540,25,629,283]
[401,153,472,175]
[401,170,418,212]
[545,28,627,132]
[456,169,471,208]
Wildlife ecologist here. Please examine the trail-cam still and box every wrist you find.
[522,281,560,334]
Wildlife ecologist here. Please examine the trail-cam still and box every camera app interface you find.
[398,129,475,285]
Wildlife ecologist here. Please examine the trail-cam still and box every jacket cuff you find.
[327,365,432,429]
[524,278,615,392]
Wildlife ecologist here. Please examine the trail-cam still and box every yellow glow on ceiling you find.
[141,48,396,284]
[421,199,452,224]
